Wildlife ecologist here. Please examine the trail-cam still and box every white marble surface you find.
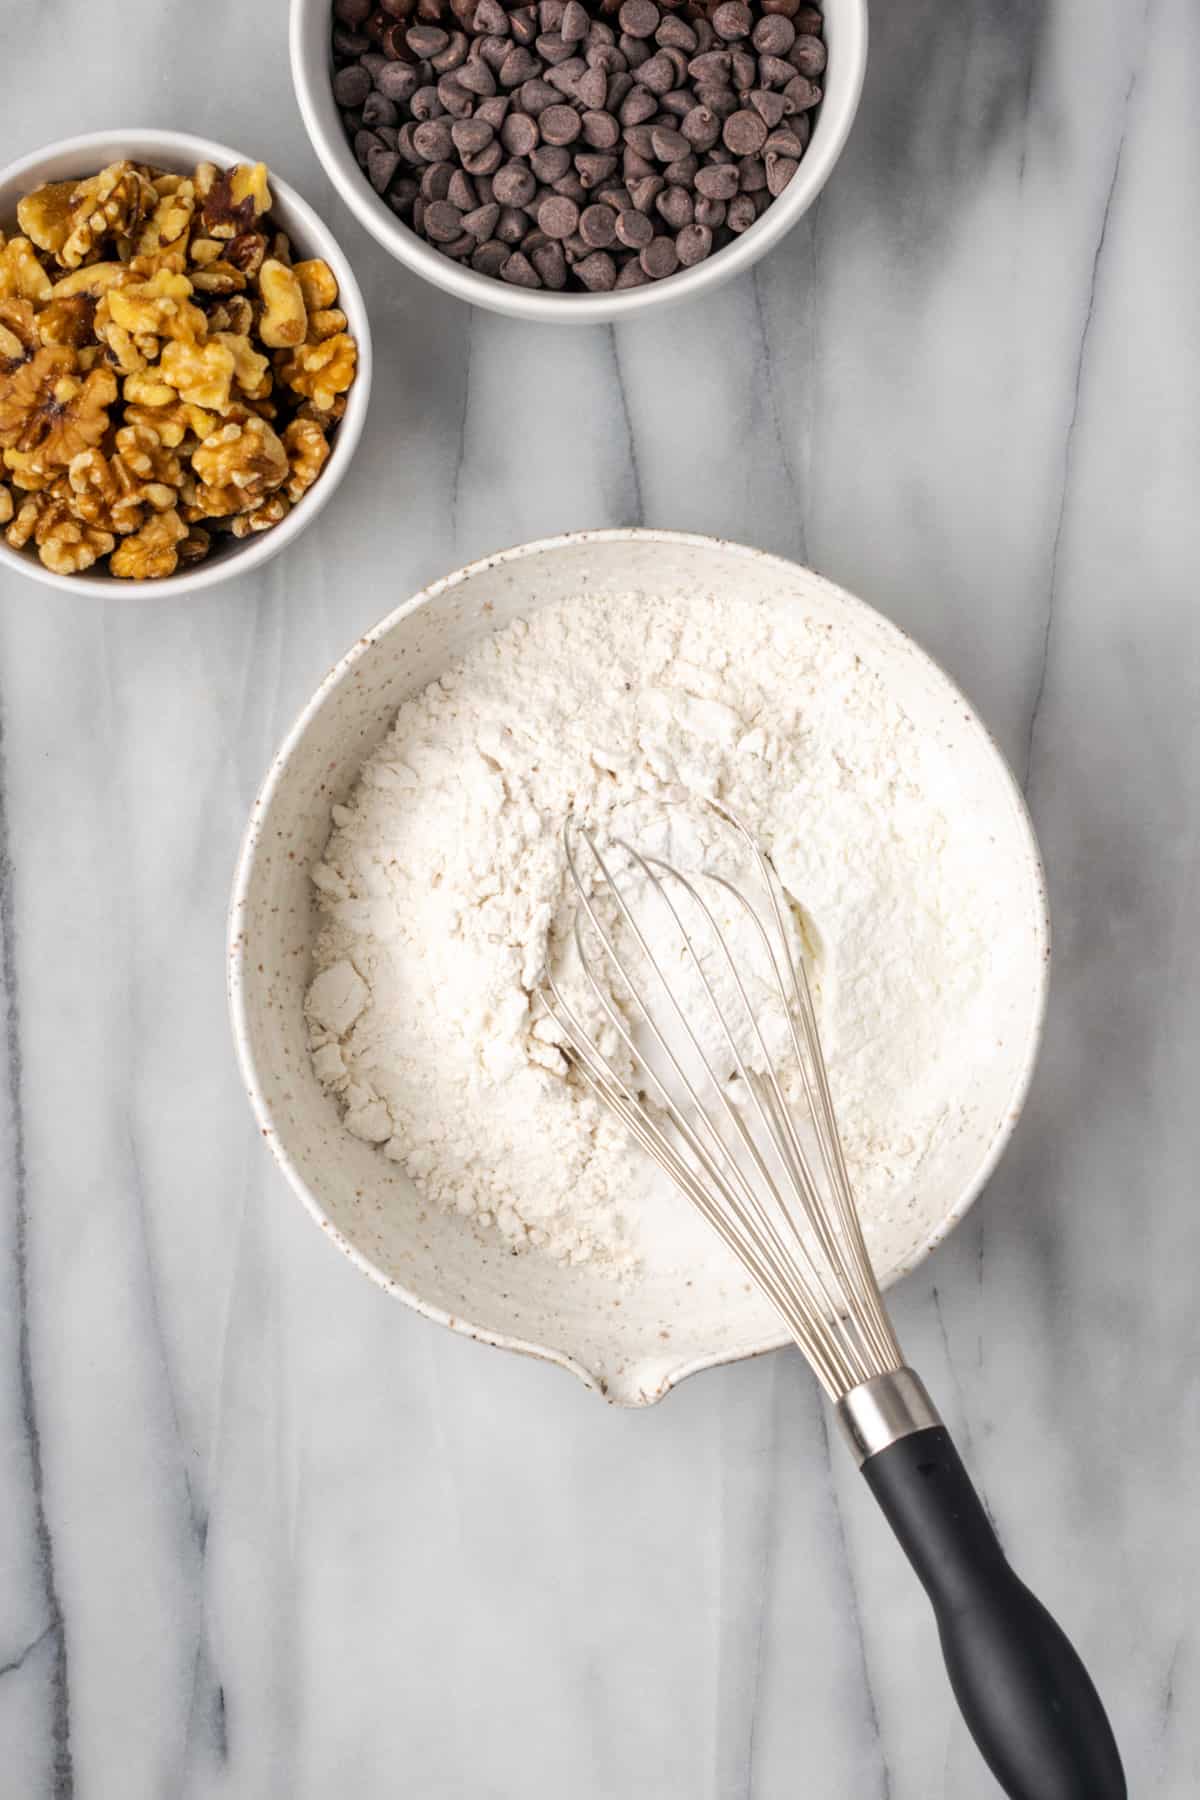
[1,0,1197,1792]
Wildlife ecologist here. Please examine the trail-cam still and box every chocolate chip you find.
[535,29,573,64]
[664,153,699,187]
[575,65,609,107]
[723,108,767,154]
[656,184,692,227]
[500,248,541,284]
[363,91,400,127]
[575,249,617,289]
[546,57,588,97]
[711,1,752,38]
[640,234,678,277]
[420,159,455,198]
[616,258,649,286]
[367,144,402,190]
[620,84,658,126]
[462,199,501,235]
[561,0,590,41]
[334,64,373,106]
[696,81,739,118]
[659,44,690,83]
[413,117,455,159]
[518,77,559,113]
[657,15,697,50]
[474,0,509,29]
[540,102,582,144]
[423,197,464,239]
[478,32,511,67]
[675,221,712,264]
[407,22,449,53]
[675,108,715,157]
[376,60,421,100]
[538,192,579,236]
[694,161,738,198]
[765,151,798,194]
[694,194,725,226]
[452,115,495,154]
[531,143,572,180]
[619,0,660,36]
[492,160,536,205]
[495,204,530,241]
[532,239,569,286]
[748,88,786,127]
[471,237,510,274]
[580,108,621,148]
[782,72,821,111]
[731,48,757,89]
[500,44,540,83]
[614,206,654,247]
[475,93,511,126]
[462,138,503,174]
[553,169,588,203]
[502,111,540,154]
[580,201,617,245]
[726,191,756,230]
[638,52,677,94]
[628,172,665,211]
[410,85,444,121]
[752,12,795,53]
[689,49,732,82]
[437,76,476,117]
[650,124,689,161]
[431,30,469,71]
[576,151,618,187]
[790,32,826,75]
[456,58,498,95]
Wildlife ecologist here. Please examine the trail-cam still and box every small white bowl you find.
[291,0,867,324]
[0,128,372,599]
[229,530,1051,1405]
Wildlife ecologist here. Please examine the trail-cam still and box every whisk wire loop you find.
[542,815,904,1400]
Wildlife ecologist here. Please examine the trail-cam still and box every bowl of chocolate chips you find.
[292,0,866,319]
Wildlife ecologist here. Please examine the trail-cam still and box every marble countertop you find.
[2,0,1197,1793]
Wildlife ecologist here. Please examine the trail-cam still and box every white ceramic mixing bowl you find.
[229,530,1050,1404]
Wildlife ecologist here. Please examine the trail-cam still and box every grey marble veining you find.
[2,0,1198,1793]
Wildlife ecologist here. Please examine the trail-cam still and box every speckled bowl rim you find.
[228,528,1051,1401]
[289,0,868,324]
[0,127,373,599]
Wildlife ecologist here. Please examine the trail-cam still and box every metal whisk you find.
[541,813,1124,1800]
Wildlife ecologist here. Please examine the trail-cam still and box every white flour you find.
[304,589,992,1272]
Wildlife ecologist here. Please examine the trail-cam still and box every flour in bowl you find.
[304,589,993,1273]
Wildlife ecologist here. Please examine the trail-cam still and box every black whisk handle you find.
[861,1424,1126,1800]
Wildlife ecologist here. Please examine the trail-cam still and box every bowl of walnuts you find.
[0,129,371,595]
